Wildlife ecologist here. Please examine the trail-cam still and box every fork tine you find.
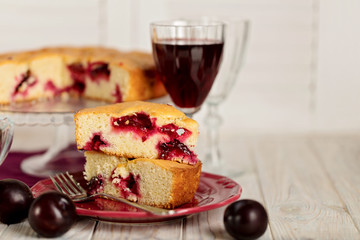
[56,173,76,195]
[65,172,87,195]
[52,172,174,215]
[50,175,65,194]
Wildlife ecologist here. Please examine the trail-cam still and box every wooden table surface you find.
[1,133,360,239]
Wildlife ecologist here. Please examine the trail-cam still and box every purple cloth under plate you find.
[0,144,85,187]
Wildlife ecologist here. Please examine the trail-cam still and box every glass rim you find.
[150,19,225,28]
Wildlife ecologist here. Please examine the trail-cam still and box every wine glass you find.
[0,116,14,167]
[203,19,250,176]
[150,19,225,118]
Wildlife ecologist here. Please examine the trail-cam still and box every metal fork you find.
[50,172,176,216]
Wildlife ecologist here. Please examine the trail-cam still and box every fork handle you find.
[73,193,176,216]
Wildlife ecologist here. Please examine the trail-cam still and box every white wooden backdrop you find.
[1,0,360,137]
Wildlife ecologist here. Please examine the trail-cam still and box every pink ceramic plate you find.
[31,171,241,223]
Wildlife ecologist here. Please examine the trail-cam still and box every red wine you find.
[152,39,224,108]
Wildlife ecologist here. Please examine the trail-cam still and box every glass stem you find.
[185,113,194,119]
[205,103,222,168]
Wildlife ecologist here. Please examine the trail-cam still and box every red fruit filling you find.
[83,133,109,151]
[159,123,191,142]
[68,63,86,82]
[66,61,110,94]
[87,175,104,195]
[111,112,156,142]
[44,81,58,93]
[88,62,110,83]
[67,63,86,94]
[72,81,86,94]
[158,139,198,165]
[111,112,192,142]
[111,172,141,199]
[44,81,65,96]
[12,70,38,97]
[112,84,123,103]
[111,112,197,163]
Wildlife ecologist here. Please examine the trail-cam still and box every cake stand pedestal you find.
[0,97,109,177]
[19,124,85,177]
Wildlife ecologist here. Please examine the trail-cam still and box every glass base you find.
[20,146,85,177]
[175,106,201,118]
[202,163,244,178]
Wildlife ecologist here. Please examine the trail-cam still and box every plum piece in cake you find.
[75,101,199,165]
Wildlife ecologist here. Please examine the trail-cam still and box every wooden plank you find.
[0,222,37,239]
[0,219,95,239]
[310,136,360,232]
[183,211,226,240]
[92,220,183,240]
[183,208,271,240]
[0,223,7,236]
[184,135,273,239]
[230,137,273,240]
[252,136,360,239]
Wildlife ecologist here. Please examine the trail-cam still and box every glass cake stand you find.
[0,95,169,177]
[0,97,122,177]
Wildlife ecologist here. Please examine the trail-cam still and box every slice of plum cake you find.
[75,101,199,165]
[84,151,202,209]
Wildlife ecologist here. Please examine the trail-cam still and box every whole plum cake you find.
[0,47,166,104]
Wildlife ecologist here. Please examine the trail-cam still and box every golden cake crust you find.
[131,158,202,209]
[0,47,146,68]
[76,101,190,120]
[150,159,202,208]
